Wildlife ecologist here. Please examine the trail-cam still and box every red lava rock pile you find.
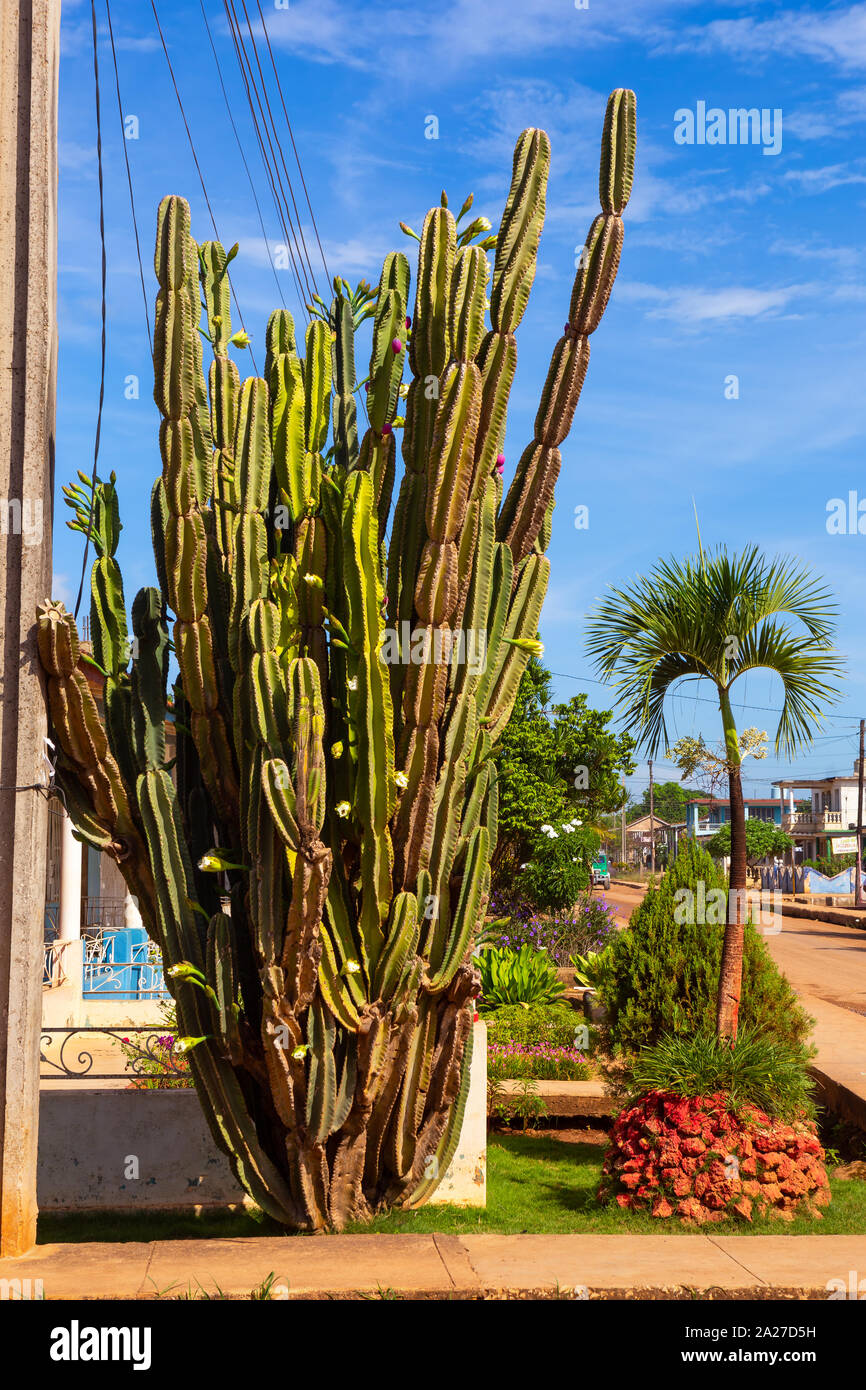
[599,1090,830,1224]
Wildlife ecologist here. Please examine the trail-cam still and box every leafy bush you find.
[597,837,812,1054]
[571,944,616,991]
[483,894,617,966]
[705,818,792,866]
[476,944,565,1010]
[488,1042,591,1082]
[803,853,857,877]
[485,1001,585,1048]
[626,1029,815,1123]
[488,884,534,927]
[519,821,598,914]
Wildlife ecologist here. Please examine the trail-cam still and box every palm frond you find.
[586,545,844,756]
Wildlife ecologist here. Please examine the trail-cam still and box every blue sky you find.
[54,0,866,803]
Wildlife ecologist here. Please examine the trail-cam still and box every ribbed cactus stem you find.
[36,92,634,1231]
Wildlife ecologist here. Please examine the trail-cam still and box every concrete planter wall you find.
[38,1088,243,1212]
[38,1021,487,1214]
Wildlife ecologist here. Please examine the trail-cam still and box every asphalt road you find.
[605,881,866,1019]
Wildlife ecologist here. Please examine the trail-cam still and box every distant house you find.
[685,796,784,840]
[624,813,676,866]
[773,762,864,863]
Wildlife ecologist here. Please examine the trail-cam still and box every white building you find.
[773,761,863,864]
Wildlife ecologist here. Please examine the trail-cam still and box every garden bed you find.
[37,1133,866,1242]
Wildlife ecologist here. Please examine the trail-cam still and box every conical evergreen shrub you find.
[597,839,811,1053]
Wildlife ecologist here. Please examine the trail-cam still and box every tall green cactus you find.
[38,91,635,1229]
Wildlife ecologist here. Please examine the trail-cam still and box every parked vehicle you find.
[590,850,611,889]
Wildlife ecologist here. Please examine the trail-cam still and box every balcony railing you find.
[783,810,845,834]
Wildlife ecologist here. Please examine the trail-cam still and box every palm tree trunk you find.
[716,688,746,1040]
[717,764,747,1039]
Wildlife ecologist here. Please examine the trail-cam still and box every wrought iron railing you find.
[40,1027,190,1083]
[81,895,127,932]
[82,931,168,998]
[43,938,68,989]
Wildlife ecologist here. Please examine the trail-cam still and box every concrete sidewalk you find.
[2,1233,865,1299]
[780,899,866,930]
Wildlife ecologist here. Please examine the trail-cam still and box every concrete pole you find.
[648,759,655,874]
[0,0,60,1257]
[856,723,864,909]
[56,809,84,1006]
[58,811,82,944]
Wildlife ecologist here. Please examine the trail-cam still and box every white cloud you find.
[770,237,862,271]
[617,281,812,324]
[58,141,96,175]
[660,5,866,72]
[51,573,73,607]
[782,162,866,193]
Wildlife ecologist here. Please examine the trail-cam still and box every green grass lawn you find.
[37,1133,866,1244]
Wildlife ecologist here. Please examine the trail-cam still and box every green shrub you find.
[485,1002,584,1049]
[803,853,857,877]
[476,944,565,1010]
[571,944,616,990]
[597,838,812,1054]
[626,1028,816,1123]
[519,822,597,913]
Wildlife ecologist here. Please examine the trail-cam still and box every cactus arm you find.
[342,472,396,966]
[37,601,156,922]
[331,289,359,471]
[154,196,239,830]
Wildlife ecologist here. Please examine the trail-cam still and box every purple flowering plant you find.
[485,890,616,967]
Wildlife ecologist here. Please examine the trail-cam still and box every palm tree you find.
[586,544,844,1039]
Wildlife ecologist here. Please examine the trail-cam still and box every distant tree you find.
[492,660,636,891]
[705,819,793,868]
[628,779,703,825]
[587,543,843,1039]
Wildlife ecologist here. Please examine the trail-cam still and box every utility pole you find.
[856,720,865,910]
[0,0,60,1257]
[621,783,626,865]
[649,758,655,875]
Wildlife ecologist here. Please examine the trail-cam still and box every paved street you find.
[606,880,866,1017]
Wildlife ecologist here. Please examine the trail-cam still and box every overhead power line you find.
[74,0,108,622]
[151,0,258,374]
[222,0,310,318]
[254,0,330,286]
[199,0,287,312]
[105,0,152,356]
[547,668,860,725]
[237,0,320,300]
